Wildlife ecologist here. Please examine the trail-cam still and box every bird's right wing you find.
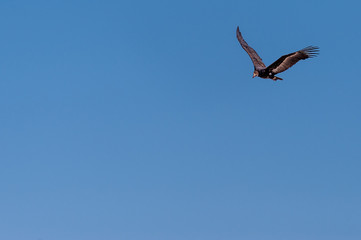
[267,46,319,74]
[236,27,266,69]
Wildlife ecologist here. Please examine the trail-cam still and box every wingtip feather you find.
[236,26,241,36]
[302,46,320,58]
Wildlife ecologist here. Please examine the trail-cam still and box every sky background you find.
[0,0,360,239]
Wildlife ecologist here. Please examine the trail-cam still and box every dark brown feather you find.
[236,27,266,69]
[267,46,319,74]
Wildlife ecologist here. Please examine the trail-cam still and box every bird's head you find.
[252,70,259,78]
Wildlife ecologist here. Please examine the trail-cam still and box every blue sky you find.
[0,0,360,239]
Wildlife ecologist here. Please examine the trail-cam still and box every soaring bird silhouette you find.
[236,27,319,81]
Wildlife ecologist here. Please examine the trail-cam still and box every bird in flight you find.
[236,26,319,81]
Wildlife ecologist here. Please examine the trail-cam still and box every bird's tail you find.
[272,76,283,81]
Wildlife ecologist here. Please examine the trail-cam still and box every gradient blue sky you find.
[0,0,360,239]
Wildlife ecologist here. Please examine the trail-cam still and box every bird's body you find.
[236,27,319,81]
[256,68,283,81]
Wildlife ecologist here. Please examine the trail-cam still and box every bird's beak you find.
[252,73,256,78]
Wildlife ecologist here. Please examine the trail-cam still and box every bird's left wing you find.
[267,46,319,74]
[236,27,266,70]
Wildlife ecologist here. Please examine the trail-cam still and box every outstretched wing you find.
[236,27,266,70]
[267,46,319,74]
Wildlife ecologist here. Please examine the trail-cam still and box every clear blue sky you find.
[0,0,360,239]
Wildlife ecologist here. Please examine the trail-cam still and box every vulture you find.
[236,26,319,81]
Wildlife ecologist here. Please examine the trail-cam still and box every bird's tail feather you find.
[272,76,283,81]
